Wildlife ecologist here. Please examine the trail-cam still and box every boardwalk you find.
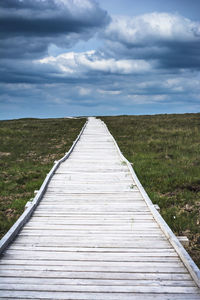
[0,117,200,299]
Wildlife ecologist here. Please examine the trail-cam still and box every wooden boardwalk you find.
[0,117,200,299]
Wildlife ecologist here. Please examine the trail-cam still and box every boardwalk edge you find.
[0,119,88,256]
[101,118,200,289]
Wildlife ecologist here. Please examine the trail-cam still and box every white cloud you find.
[127,94,167,104]
[104,13,200,45]
[101,12,200,71]
[163,77,200,92]
[79,87,91,96]
[39,50,152,75]
[131,77,200,96]
[55,0,100,14]
[98,89,121,95]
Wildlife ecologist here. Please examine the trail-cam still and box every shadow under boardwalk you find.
[0,117,200,299]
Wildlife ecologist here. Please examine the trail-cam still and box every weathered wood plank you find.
[28,215,154,221]
[22,222,160,229]
[0,283,199,294]
[3,247,177,254]
[35,206,148,212]
[1,291,200,300]
[0,269,191,280]
[19,232,165,238]
[0,277,196,287]
[3,251,182,263]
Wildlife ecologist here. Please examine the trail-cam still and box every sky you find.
[0,0,200,119]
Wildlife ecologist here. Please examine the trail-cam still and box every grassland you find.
[101,113,200,267]
[0,117,85,239]
[0,114,199,268]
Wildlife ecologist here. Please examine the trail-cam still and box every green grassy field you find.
[0,114,199,268]
[101,113,200,267]
[0,117,86,238]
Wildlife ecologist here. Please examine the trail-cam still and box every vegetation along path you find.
[0,117,200,299]
[101,114,200,267]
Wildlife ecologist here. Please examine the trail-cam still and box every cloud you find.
[0,0,110,58]
[105,13,199,44]
[127,94,168,104]
[79,87,91,96]
[39,50,152,75]
[98,89,121,95]
[1,6,200,118]
[103,12,200,69]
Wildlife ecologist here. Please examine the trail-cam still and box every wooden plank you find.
[0,277,196,287]
[42,193,140,198]
[26,219,155,224]
[1,262,185,272]
[29,215,154,220]
[4,251,181,262]
[8,239,171,249]
[24,219,157,225]
[22,222,159,228]
[4,252,179,262]
[0,256,181,263]
[37,202,147,207]
[0,291,200,300]
[35,206,148,212]
[0,283,199,294]
[45,186,139,192]
[59,161,124,167]
[32,210,151,214]
[12,242,173,249]
[20,231,165,238]
[41,195,142,199]
[40,196,143,201]
[32,212,152,217]
[3,247,177,254]
[16,228,163,233]
[51,172,133,180]
[20,222,159,228]
[0,269,191,280]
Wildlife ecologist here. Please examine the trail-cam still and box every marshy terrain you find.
[0,117,85,239]
[0,113,199,267]
[101,113,200,267]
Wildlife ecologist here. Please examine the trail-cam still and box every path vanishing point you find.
[0,117,200,299]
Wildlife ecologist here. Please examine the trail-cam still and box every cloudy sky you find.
[1,0,200,119]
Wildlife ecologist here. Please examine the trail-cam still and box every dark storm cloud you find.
[103,13,200,70]
[0,0,110,58]
[0,1,109,37]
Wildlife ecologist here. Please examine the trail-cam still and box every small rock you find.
[0,152,11,157]
[183,230,191,235]
[185,204,193,212]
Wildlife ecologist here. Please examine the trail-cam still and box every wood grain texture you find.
[0,117,199,299]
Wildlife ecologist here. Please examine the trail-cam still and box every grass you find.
[0,117,86,238]
[0,113,199,268]
[100,113,200,267]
